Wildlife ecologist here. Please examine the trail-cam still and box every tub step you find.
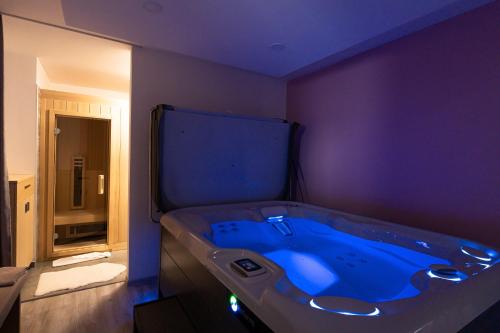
[134,296,196,333]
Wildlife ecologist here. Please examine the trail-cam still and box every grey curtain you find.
[0,14,13,267]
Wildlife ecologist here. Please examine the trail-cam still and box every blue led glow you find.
[476,263,492,270]
[485,249,499,258]
[135,290,159,304]
[416,241,430,249]
[265,250,338,295]
[460,246,492,262]
[466,262,492,270]
[426,270,467,282]
[267,215,284,222]
[210,217,449,302]
[309,299,380,317]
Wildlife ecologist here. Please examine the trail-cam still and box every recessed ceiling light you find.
[142,1,163,13]
[270,43,286,51]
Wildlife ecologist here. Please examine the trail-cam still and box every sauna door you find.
[46,109,120,258]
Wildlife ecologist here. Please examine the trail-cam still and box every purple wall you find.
[287,2,500,248]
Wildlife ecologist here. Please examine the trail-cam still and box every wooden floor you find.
[21,280,158,333]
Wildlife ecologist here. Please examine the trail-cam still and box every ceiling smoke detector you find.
[270,43,286,51]
[142,1,163,13]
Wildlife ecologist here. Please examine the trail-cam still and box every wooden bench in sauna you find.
[55,209,107,239]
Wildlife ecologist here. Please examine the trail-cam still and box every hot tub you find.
[160,201,499,333]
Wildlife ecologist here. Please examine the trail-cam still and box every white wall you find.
[38,81,129,102]
[36,58,50,87]
[4,15,131,261]
[4,51,38,261]
[129,47,286,281]
[36,58,128,102]
[4,51,38,175]
[5,54,131,260]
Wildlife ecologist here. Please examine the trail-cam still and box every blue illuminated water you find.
[209,218,450,302]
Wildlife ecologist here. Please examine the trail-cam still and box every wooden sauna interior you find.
[39,90,128,260]
[54,117,110,249]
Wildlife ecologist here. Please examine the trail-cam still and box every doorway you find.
[39,91,125,260]
[52,116,110,250]
[3,16,131,302]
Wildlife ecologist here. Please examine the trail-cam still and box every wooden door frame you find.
[38,90,123,259]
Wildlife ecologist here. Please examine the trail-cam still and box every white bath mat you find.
[35,263,126,296]
[52,251,112,267]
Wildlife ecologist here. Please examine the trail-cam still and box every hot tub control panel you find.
[231,258,267,277]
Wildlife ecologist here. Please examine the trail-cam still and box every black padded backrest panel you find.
[153,106,290,212]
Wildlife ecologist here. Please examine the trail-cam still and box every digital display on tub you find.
[234,258,262,272]
[209,217,454,303]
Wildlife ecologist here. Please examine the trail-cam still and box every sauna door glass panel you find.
[53,116,110,248]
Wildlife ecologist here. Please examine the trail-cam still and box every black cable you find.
[286,122,307,202]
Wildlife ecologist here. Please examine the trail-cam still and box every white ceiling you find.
[0,0,492,78]
[3,16,131,93]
